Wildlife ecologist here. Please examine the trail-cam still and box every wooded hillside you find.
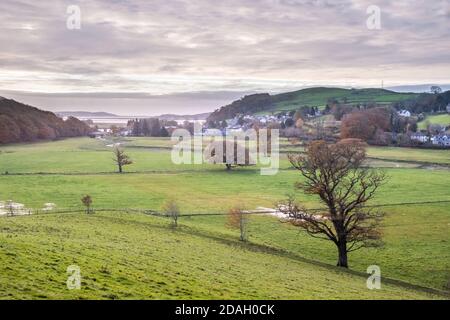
[0,97,91,144]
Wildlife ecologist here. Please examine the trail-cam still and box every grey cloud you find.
[0,0,448,113]
[0,89,251,115]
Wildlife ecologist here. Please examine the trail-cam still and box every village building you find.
[410,132,429,143]
[88,131,106,139]
[431,134,450,147]
[398,110,411,117]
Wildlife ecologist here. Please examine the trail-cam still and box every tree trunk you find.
[337,241,348,268]
[239,214,246,242]
[118,163,122,173]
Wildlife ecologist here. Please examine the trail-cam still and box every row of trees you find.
[0,98,91,144]
[393,90,450,114]
[129,118,170,137]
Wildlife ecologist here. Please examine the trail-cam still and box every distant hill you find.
[0,98,91,144]
[387,84,450,93]
[207,87,419,122]
[56,111,210,121]
[56,111,118,118]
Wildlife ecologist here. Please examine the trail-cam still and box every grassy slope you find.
[271,88,417,112]
[0,137,449,298]
[0,212,443,299]
[366,146,450,165]
[418,114,450,130]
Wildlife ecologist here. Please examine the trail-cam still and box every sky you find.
[0,0,449,115]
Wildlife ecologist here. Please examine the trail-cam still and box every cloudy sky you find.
[0,0,449,115]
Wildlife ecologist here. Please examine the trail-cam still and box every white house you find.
[411,132,429,143]
[431,134,450,147]
[202,128,224,136]
[398,110,411,117]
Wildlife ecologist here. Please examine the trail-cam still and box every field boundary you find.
[280,149,450,168]
[3,199,450,217]
[2,162,450,177]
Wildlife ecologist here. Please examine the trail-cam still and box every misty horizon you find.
[2,83,450,117]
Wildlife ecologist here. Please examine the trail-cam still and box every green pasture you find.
[0,137,449,299]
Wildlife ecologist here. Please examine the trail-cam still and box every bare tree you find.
[162,199,180,227]
[113,146,133,173]
[279,139,386,268]
[227,206,248,242]
[81,195,93,214]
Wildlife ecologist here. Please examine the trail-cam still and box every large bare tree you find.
[279,139,386,268]
[113,146,133,173]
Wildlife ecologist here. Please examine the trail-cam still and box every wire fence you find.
[2,199,450,220]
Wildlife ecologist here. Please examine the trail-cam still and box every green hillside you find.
[418,114,450,130]
[0,211,443,300]
[208,87,419,121]
[272,87,418,112]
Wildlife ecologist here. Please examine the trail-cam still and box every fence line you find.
[3,199,450,219]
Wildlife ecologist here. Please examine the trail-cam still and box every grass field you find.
[0,212,443,300]
[418,114,450,130]
[0,137,449,299]
[280,140,450,166]
[366,146,450,165]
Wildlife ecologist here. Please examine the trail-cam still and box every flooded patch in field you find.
[252,206,326,221]
[419,164,450,170]
[0,201,58,216]
[250,207,286,218]
[106,143,122,148]
[42,203,56,211]
[0,200,31,216]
